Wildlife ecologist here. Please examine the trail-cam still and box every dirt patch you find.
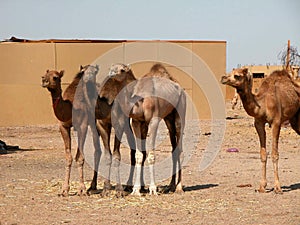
[0,102,299,224]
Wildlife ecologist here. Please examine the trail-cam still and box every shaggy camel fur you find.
[221,68,300,193]
[110,63,186,195]
[41,66,99,196]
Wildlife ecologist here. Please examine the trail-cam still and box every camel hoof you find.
[124,185,133,193]
[175,188,184,194]
[87,188,101,195]
[115,190,126,198]
[131,187,141,196]
[101,189,111,197]
[115,184,125,198]
[77,189,88,196]
[58,190,69,197]
[87,184,97,192]
[149,185,157,195]
[256,187,266,193]
[274,187,283,194]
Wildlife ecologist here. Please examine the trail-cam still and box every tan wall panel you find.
[0,43,55,84]
[124,42,158,64]
[55,43,123,84]
[158,42,193,67]
[0,84,57,126]
[191,81,211,120]
[0,41,226,126]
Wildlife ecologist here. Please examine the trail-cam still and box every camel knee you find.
[271,151,279,163]
[260,148,267,162]
[112,152,121,167]
[135,150,144,165]
[75,151,84,166]
[147,150,155,165]
[65,153,73,167]
[76,156,84,166]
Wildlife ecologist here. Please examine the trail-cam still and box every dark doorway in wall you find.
[253,73,264,78]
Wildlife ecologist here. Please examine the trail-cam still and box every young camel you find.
[42,65,136,196]
[41,66,100,196]
[221,68,300,193]
[110,63,186,195]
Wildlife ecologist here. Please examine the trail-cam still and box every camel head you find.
[221,68,252,90]
[108,63,133,82]
[41,70,64,90]
[80,64,99,83]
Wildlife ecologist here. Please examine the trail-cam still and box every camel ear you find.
[95,64,100,72]
[59,70,64,78]
[242,68,248,75]
[80,65,83,70]
[46,69,49,73]
[126,64,131,71]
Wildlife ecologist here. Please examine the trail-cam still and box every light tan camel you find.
[110,63,186,195]
[221,68,300,193]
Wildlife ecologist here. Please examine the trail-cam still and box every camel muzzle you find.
[220,76,229,84]
[41,79,50,88]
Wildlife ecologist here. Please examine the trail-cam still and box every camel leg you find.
[164,115,177,193]
[290,110,300,135]
[98,121,113,195]
[147,117,160,195]
[131,120,147,196]
[88,121,101,194]
[231,91,239,110]
[271,122,282,194]
[59,124,72,196]
[124,118,138,188]
[174,112,184,193]
[75,122,88,196]
[112,134,124,196]
[254,119,267,193]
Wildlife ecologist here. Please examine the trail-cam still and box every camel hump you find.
[146,63,177,82]
[150,63,168,74]
[269,69,292,80]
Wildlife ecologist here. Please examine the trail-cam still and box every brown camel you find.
[79,63,137,195]
[110,63,186,195]
[221,68,300,193]
[41,66,94,196]
[42,65,137,196]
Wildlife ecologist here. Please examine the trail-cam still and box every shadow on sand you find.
[282,183,300,192]
[183,183,219,192]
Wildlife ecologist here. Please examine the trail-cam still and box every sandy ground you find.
[0,102,299,225]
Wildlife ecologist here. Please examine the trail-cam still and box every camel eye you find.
[234,75,242,80]
[53,76,58,81]
[120,69,125,73]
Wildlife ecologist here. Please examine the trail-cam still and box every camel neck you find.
[49,87,72,122]
[237,84,260,117]
[49,87,62,100]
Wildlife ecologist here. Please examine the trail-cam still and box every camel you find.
[110,63,186,195]
[41,66,95,196]
[81,63,137,195]
[221,68,300,193]
[231,89,242,110]
[42,65,137,196]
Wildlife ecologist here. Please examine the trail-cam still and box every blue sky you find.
[1,0,299,71]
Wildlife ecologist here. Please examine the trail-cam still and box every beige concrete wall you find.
[0,43,57,125]
[0,40,226,126]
